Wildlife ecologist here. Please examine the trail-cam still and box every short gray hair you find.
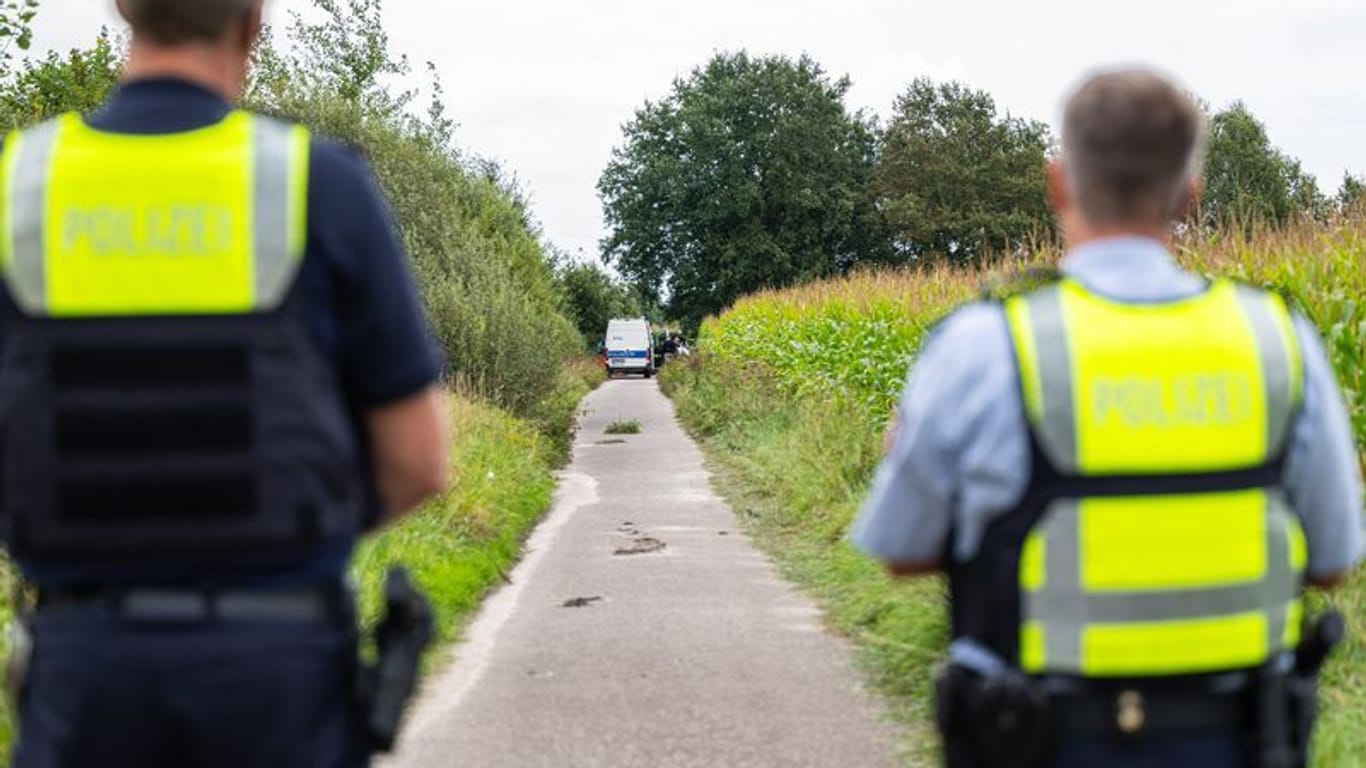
[122,0,260,45]
[1062,69,1206,226]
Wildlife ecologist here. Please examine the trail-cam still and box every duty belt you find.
[1044,670,1255,735]
[1052,689,1246,734]
[38,586,342,624]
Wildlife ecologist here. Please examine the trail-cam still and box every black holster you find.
[936,609,1346,768]
[936,664,1051,768]
[1258,610,1345,768]
[358,568,435,753]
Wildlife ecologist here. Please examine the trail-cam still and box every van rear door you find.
[606,320,651,373]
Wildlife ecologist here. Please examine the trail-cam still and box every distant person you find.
[1,0,449,765]
[851,69,1363,767]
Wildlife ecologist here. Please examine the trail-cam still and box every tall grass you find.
[666,219,1366,766]
[352,375,597,636]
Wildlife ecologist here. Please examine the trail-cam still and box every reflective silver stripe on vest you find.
[1022,286,1078,473]
[1234,287,1300,457]
[1031,499,1084,667]
[252,116,301,311]
[1023,494,1300,673]
[5,119,62,315]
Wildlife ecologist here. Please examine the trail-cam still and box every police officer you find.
[851,69,1364,767]
[1,1,450,765]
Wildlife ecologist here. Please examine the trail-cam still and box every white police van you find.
[604,318,655,378]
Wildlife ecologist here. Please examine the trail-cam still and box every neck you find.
[121,39,241,102]
[1066,222,1173,251]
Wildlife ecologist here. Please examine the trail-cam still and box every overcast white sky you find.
[35,1,1366,260]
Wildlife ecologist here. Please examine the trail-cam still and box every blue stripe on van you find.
[607,350,649,359]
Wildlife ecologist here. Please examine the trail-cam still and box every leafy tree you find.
[1338,173,1365,215]
[249,0,580,413]
[599,51,878,327]
[871,78,1052,263]
[0,0,38,67]
[1201,102,1326,226]
[0,29,121,131]
[556,260,643,349]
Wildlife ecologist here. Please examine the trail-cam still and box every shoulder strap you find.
[2,116,67,315]
[1229,282,1305,461]
[979,264,1063,304]
[247,113,312,311]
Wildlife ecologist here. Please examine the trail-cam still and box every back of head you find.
[1062,69,1205,228]
[120,0,260,45]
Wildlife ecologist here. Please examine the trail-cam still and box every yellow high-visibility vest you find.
[1,110,310,317]
[0,112,369,563]
[1004,278,1306,678]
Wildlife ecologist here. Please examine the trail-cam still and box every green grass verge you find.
[661,361,942,765]
[605,420,643,435]
[0,360,603,760]
[0,563,17,757]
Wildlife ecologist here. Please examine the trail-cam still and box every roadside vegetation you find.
[605,420,644,436]
[353,364,603,636]
[661,217,1366,766]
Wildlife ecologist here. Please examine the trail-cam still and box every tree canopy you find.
[556,260,644,348]
[0,0,38,67]
[1338,173,1365,215]
[1201,102,1327,227]
[249,0,582,412]
[0,31,118,130]
[871,78,1052,263]
[598,51,878,328]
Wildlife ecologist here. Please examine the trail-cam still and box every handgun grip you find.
[1296,610,1346,676]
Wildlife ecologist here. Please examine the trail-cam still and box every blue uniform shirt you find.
[852,237,1365,584]
[1,79,443,588]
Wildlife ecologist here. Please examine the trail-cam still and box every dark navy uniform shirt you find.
[1,78,443,588]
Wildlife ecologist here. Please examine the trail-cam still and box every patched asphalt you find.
[385,378,899,768]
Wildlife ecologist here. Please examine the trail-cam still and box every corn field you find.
[699,218,1366,448]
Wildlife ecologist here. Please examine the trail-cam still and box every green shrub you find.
[250,1,581,416]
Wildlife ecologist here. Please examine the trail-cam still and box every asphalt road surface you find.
[386,378,898,768]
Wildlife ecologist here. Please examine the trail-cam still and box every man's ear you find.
[1047,159,1070,218]
[239,2,265,53]
[1175,175,1204,221]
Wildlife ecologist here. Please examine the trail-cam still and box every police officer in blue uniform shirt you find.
[851,70,1364,767]
[1,1,450,765]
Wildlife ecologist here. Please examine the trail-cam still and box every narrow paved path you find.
[387,379,898,768]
